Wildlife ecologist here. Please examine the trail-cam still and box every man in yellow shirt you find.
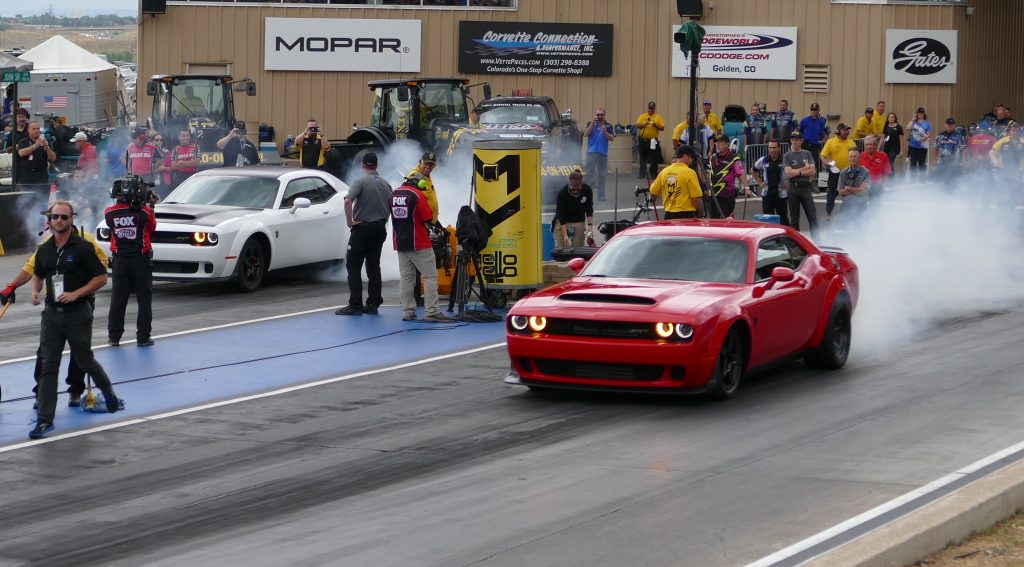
[672,114,690,151]
[1,219,108,408]
[649,145,706,219]
[702,99,723,135]
[870,101,887,136]
[819,123,857,219]
[634,101,665,179]
[406,151,440,225]
[853,107,875,141]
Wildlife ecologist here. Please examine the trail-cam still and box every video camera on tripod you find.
[109,175,155,208]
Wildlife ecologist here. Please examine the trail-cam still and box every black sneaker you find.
[104,392,122,413]
[68,394,81,408]
[335,305,364,316]
[137,338,155,347]
[362,305,379,315]
[108,338,120,347]
[29,421,54,439]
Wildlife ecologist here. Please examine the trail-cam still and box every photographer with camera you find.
[104,176,158,347]
[216,121,260,167]
[584,107,615,201]
[296,118,331,171]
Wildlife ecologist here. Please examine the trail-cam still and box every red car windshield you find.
[581,235,749,283]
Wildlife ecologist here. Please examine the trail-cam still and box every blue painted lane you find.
[0,307,506,445]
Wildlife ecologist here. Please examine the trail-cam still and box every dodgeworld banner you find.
[458,21,613,77]
[264,18,421,72]
[885,29,957,84]
[671,26,797,80]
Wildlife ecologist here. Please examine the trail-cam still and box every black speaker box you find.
[677,0,704,18]
[142,0,166,15]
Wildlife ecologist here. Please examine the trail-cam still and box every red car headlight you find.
[510,315,529,331]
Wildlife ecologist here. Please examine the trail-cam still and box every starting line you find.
[0,306,507,448]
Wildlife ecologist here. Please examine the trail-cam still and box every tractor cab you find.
[365,77,488,149]
[146,75,256,154]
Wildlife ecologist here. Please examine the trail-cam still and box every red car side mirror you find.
[567,257,586,273]
[771,266,795,282]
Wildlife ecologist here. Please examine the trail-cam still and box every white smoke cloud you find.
[822,171,1024,358]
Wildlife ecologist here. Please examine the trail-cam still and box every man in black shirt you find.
[296,118,331,170]
[216,121,261,167]
[553,171,594,247]
[29,201,121,439]
[16,121,56,201]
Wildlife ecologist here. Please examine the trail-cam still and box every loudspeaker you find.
[142,0,166,14]
[676,0,703,18]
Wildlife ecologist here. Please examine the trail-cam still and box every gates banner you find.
[458,21,613,77]
[264,18,421,72]
[671,26,798,80]
[885,29,957,84]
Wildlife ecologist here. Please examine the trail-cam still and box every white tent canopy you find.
[0,51,33,73]
[20,35,115,74]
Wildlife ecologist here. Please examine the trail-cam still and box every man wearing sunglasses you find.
[27,201,122,439]
[2,208,109,410]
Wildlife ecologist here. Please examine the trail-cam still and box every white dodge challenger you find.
[96,167,351,291]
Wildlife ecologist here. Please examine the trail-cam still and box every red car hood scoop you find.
[557,292,656,305]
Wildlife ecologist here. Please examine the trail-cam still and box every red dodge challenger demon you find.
[505,220,858,399]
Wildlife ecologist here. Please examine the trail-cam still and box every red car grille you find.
[533,358,672,382]
[545,319,656,340]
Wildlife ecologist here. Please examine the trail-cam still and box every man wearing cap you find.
[2,107,29,153]
[69,131,99,178]
[634,101,665,179]
[296,118,331,171]
[121,127,159,183]
[16,121,57,200]
[337,152,392,317]
[649,145,705,220]
[907,107,932,177]
[702,99,723,136]
[407,152,440,225]
[933,118,967,179]
[853,107,875,141]
[709,134,753,218]
[584,107,615,201]
[390,176,452,323]
[784,131,820,240]
[819,123,857,220]
[216,121,261,167]
[799,103,829,174]
[553,171,594,247]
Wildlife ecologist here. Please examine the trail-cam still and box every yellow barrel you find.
[472,140,543,289]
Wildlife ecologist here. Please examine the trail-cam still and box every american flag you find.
[43,96,67,108]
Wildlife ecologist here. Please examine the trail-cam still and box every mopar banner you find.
[458,21,613,77]
[671,26,797,80]
[264,18,421,72]
[884,29,957,84]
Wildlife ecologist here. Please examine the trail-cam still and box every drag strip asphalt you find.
[0,306,507,446]
[1,302,1023,566]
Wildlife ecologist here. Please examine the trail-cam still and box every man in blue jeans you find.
[584,106,615,201]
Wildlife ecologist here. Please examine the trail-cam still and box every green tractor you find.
[145,75,280,168]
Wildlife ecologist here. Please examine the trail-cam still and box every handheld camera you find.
[110,175,154,208]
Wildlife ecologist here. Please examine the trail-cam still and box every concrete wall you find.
[138,0,1023,146]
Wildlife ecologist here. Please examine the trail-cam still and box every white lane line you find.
[0,342,505,454]
[0,303,399,366]
[746,437,1024,567]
